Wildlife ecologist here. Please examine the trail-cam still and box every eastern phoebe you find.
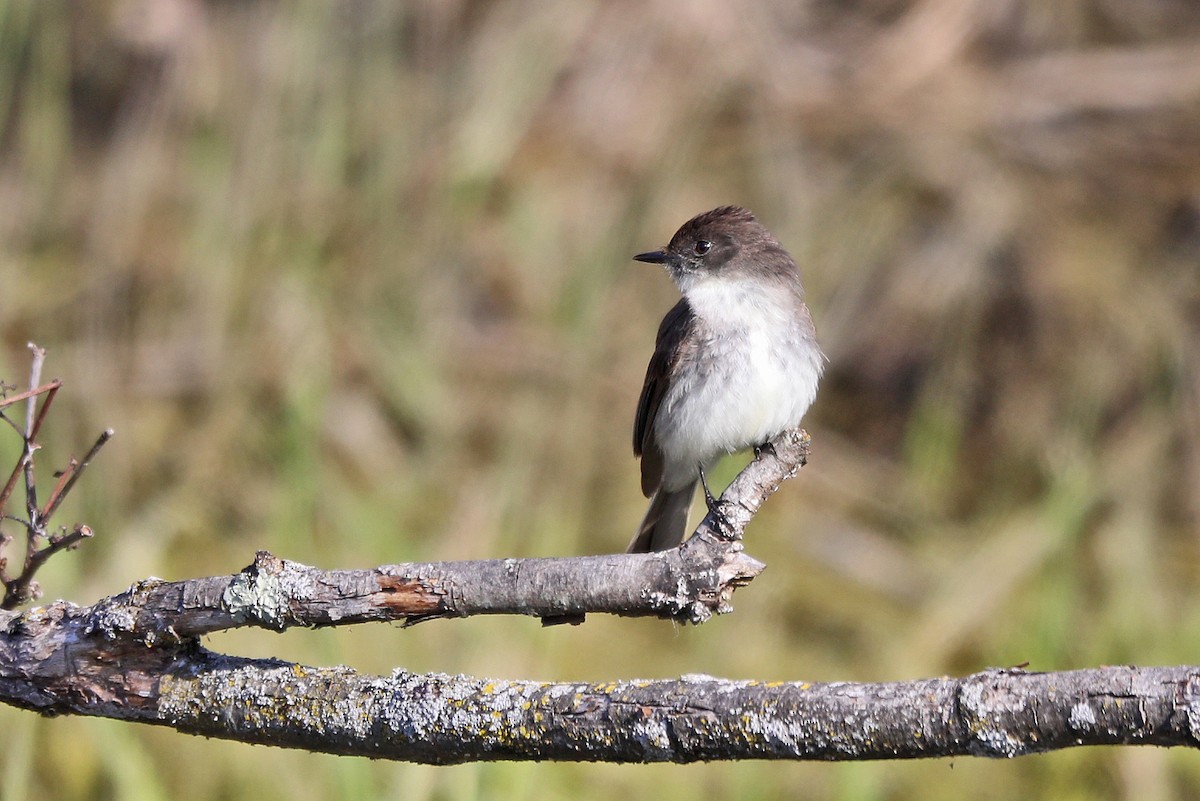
[628,206,824,553]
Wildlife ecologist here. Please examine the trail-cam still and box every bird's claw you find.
[698,463,718,513]
[697,462,734,537]
[753,441,777,461]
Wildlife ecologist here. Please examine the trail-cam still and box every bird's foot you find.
[697,463,734,539]
[753,440,778,461]
[698,463,719,513]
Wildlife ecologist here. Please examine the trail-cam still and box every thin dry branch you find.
[40,429,115,521]
[0,381,60,521]
[0,380,63,412]
[21,344,48,523]
[0,347,112,609]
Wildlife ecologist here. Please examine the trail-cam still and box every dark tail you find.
[626,481,697,553]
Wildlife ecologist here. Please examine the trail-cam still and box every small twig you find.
[40,429,115,521]
[40,460,77,522]
[21,345,50,527]
[0,412,21,436]
[0,380,62,412]
[1,524,94,610]
[0,381,60,522]
[25,383,58,447]
[0,347,110,608]
[24,344,45,436]
[0,461,25,530]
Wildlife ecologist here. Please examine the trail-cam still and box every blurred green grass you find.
[1,0,1199,799]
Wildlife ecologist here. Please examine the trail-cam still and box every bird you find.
[628,206,824,553]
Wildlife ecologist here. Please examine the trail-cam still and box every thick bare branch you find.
[0,425,1196,762]
[146,663,1200,762]
[1,594,1197,763]
[71,542,762,640]
[21,429,808,635]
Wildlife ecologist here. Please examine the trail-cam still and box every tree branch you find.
[150,663,1200,762]
[133,663,1200,761]
[3,593,1198,764]
[40,428,114,522]
[0,347,113,609]
[0,425,1197,762]
[0,362,59,601]
[0,379,60,524]
[2,429,811,637]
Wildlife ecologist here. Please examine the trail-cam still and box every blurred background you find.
[1,0,1199,798]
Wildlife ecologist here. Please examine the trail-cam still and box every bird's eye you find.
[694,240,712,256]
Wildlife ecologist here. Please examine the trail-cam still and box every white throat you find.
[680,273,797,333]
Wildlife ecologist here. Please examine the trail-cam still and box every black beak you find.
[633,250,669,264]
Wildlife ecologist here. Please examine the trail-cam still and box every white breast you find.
[654,276,822,490]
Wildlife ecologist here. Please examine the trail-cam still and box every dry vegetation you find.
[1,0,1199,799]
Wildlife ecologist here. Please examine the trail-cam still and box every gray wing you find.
[633,299,695,497]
